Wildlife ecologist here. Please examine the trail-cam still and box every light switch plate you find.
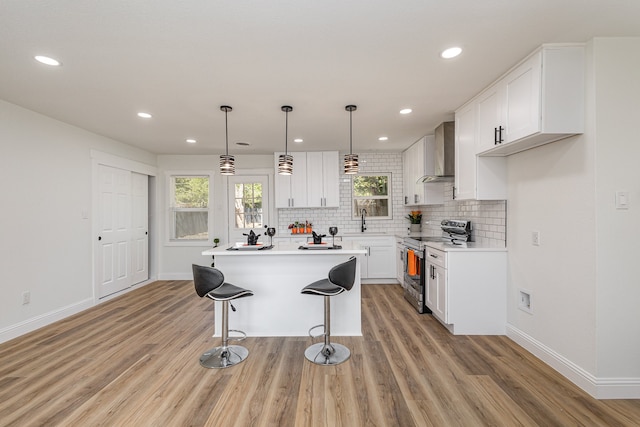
[615,191,629,209]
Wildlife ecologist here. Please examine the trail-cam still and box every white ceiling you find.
[1,1,639,156]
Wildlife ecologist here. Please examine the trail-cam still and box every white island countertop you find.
[203,240,367,256]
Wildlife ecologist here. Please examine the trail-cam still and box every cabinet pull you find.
[494,127,499,145]
[453,186,456,200]
[498,126,504,143]
[404,196,408,205]
[429,253,438,259]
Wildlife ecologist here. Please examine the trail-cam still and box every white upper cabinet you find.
[403,136,444,206]
[274,152,308,208]
[455,98,508,201]
[274,151,339,208]
[477,44,585,156]
[306,151,340,208]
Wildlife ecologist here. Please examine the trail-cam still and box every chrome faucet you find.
[361,209,367,232]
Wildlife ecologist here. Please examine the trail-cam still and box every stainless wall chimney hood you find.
[419,121,455,183]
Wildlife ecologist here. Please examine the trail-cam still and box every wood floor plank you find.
[1,281,639,426]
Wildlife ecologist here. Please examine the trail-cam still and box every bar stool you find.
[301,256,357,365]
[192,264,253,369]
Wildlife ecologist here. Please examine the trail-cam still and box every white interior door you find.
[97,165,131,298]
[227,175,270,244]
[131,172,149,285]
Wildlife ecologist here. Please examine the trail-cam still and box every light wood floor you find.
[1,281,639,426]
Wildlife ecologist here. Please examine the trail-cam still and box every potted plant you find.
[407,210,422,233]
[305,221,313,234]
[213,238,220,248]
[289,223,297,234]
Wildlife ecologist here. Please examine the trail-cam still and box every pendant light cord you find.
[349,109,353,155]
[225,108,229,156]
[285,109,289,156]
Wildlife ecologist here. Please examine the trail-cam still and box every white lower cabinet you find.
[425,248,447,322]
[344,236,396,282]
[425,245,507,335]
[395,240,404,284]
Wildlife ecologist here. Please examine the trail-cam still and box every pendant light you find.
[344,104,359,174]
[278,105,293,175]
[219,105,235,175]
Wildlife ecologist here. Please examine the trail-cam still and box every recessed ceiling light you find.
[186,139,196,144]
[137,112,152,119]
[34,55,61,66]
[294,138,303,143]
[399,108,412,115]
[378,136,389,141]
[441,47,462,59]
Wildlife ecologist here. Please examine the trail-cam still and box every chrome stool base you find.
[200,345,249,369]
[304,342,351,366]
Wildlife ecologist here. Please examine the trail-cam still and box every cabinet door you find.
[476,85,503,154]
[403,138,426,206]
[274,153,292,208]
[290,152,308,207]
[503,51,542,143]
[433,264,447,323]
[396,243,404,283]
[367,244,396,278]
[425,263,436,311]
[402,148,412,205]
[275,152,308,208]
[306,152,324,207]
[454,102,477,201]
[321,151,340,207]
[307,151,339,208]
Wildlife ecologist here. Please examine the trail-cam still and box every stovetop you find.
[403,219,472,249]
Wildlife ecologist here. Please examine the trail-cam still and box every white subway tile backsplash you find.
[276,152,506,246]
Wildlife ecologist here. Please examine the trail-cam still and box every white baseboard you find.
[0,298,94,345]
[158,273,193,280]
[507,324,640,399]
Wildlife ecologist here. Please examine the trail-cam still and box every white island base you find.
[201,242,366,337]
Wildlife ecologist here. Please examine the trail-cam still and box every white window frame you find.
[165,171,214,247]
[351,173,392,220]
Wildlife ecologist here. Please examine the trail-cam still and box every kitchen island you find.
[201,241,366,337]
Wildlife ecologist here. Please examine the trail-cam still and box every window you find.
[169,175,210,241]
[233,182,263,229]
[352,173,391,219]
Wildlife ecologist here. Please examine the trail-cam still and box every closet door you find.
[131,172,149,285]
[97,165,132,298]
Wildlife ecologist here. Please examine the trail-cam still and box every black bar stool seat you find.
[192,264,253,369]
[301,256,357,365]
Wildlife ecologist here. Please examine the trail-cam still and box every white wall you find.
[0,100,156,341]
[506,38,640,398]
[592,38,640,380]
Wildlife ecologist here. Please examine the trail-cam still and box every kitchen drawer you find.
[426,248,446,269]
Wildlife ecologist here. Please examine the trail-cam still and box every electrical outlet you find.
[22,291,31,305]
[518,290,532,314]
[532,231,540,246]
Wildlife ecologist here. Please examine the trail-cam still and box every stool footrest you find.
[308,324,325,339]
[228,329,247,342]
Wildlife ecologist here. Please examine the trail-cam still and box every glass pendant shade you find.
[344,104,359,174]
[278,105,293,175]
[278,153,293,175]
[219,154,235,175]
[344,153,359,174]
[219,105,235,175]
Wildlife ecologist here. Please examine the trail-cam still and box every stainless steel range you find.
[400,220,472,313]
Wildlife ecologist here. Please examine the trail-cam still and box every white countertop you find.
[202,240,367,256]
[422,241,507,252]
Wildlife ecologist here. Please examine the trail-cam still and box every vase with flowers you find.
[407,210,422,233]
